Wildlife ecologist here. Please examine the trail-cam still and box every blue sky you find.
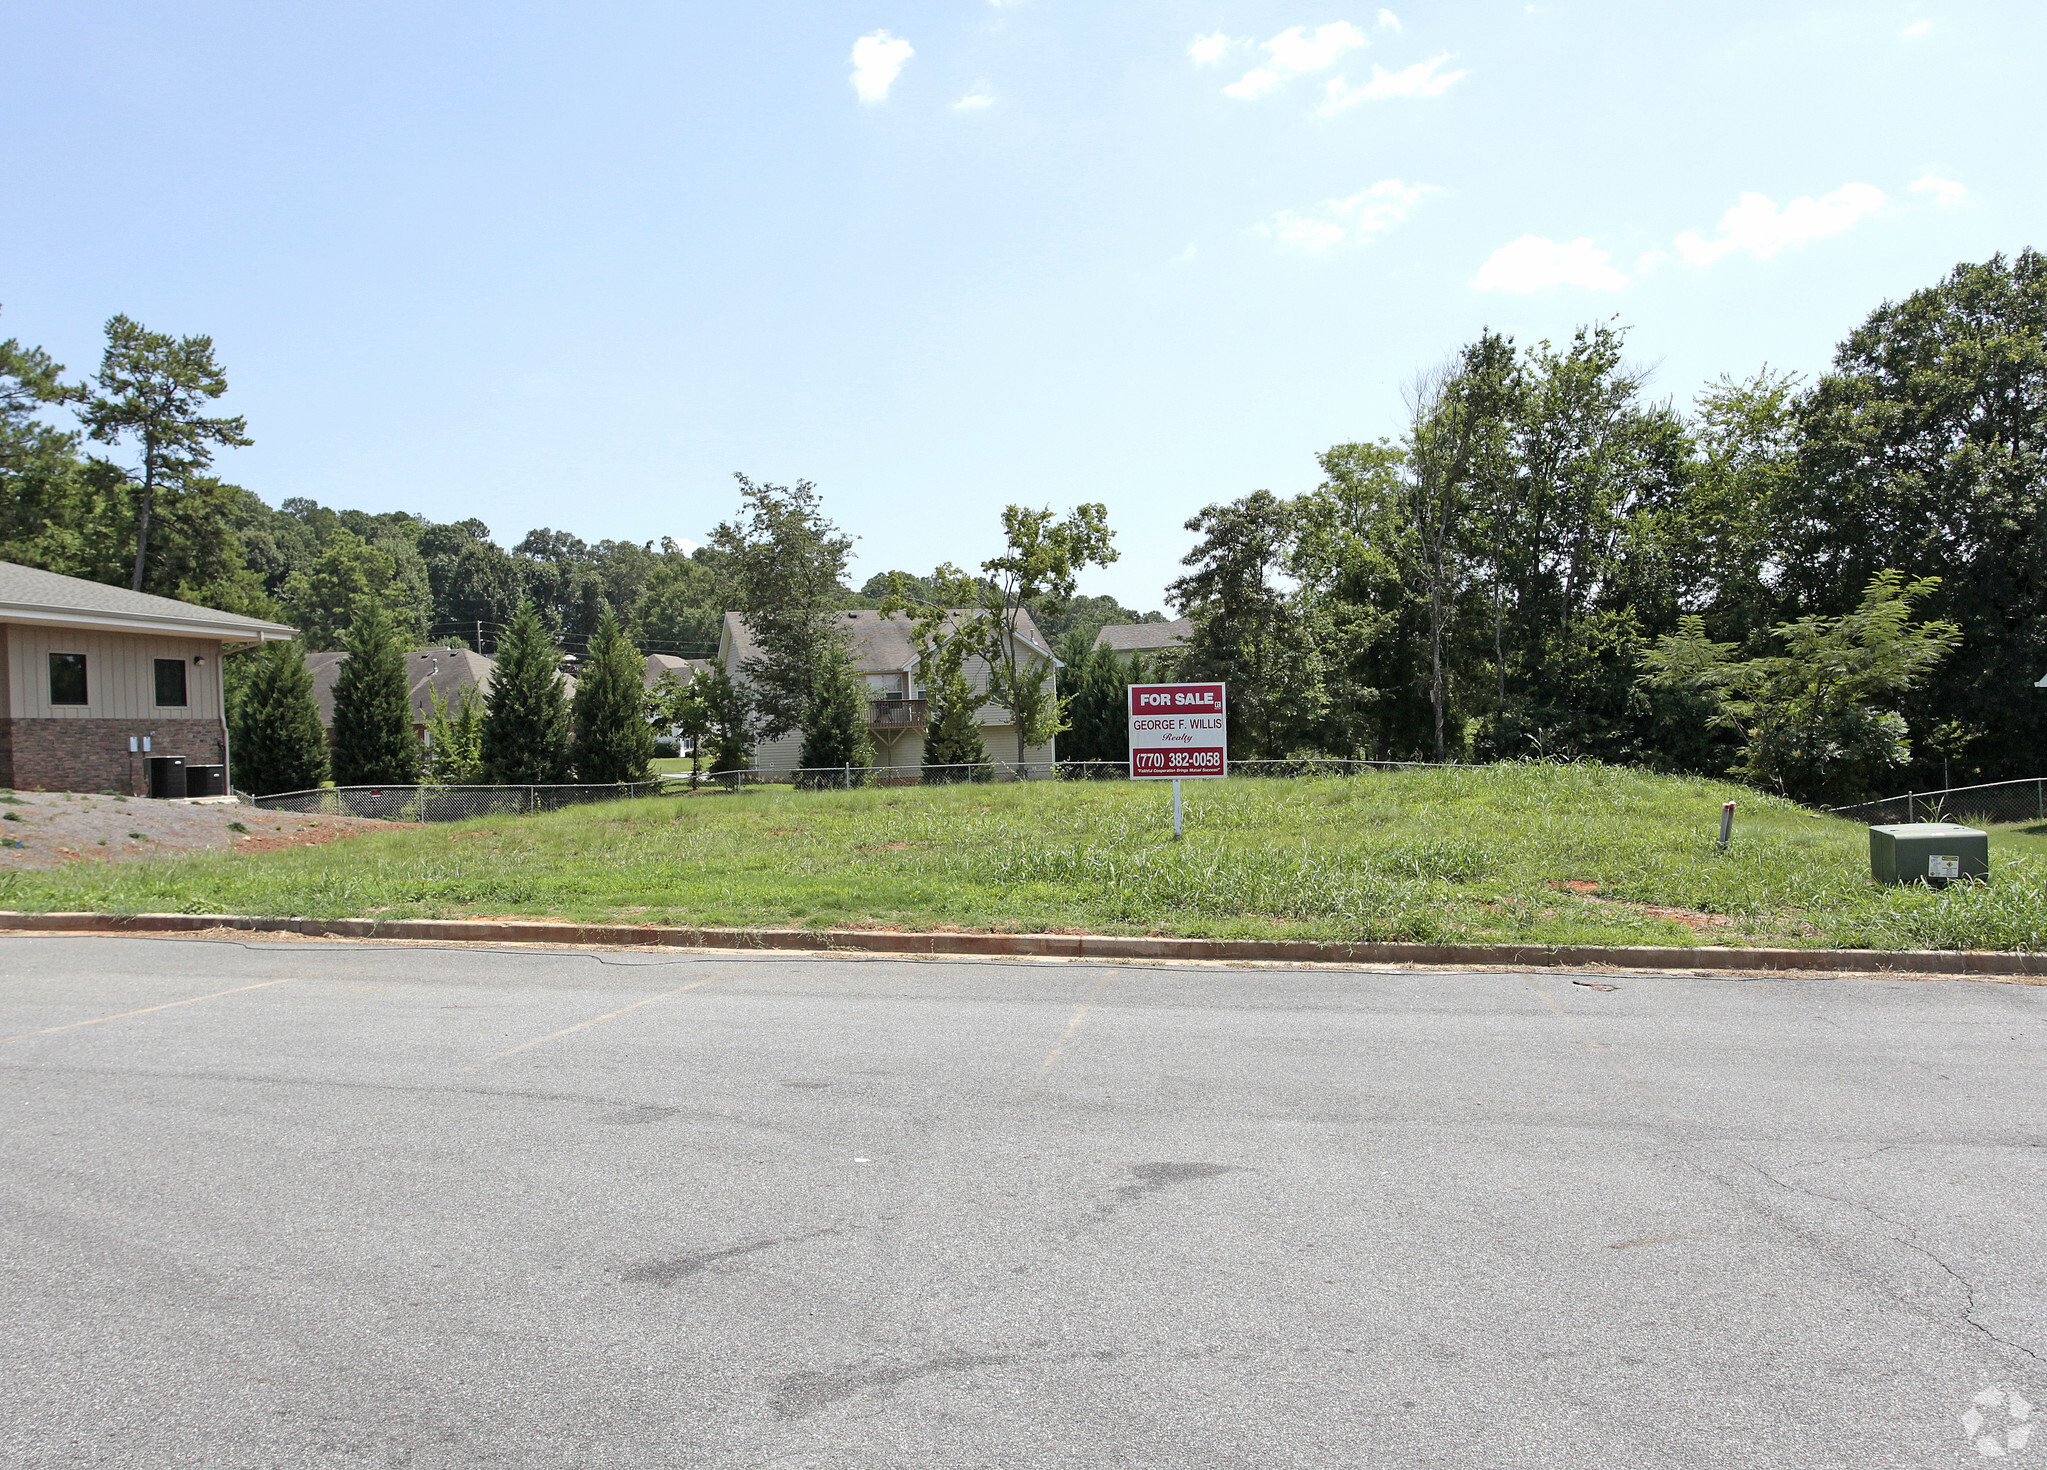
[4,2,2036,610]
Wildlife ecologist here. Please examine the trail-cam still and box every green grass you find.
[3,764,2045,951]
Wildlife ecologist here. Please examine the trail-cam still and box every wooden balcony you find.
[868,698,928,728]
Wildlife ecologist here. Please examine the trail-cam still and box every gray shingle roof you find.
[306,647,502,728]
[644,653,710,687]
[0,560,296,639]
[1094,618,1192,653]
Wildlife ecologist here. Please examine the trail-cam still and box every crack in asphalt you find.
[1734,1157,2044,1367]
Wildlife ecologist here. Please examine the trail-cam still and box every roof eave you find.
[0,603,297,642]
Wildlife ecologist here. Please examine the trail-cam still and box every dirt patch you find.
[1548,879,1729,935]
[0,790,397,872]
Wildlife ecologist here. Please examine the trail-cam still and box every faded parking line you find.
[1,978,297,1043]
[459,965,742,1073]
[1029,970,1117,1091]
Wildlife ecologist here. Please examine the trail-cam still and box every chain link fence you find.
[242,758,1460,823]
[247,781,675,822]
[1826,778,2047,829]
[696,757,1449,790]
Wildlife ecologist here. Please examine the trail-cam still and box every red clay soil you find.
[1549,879,1729,935]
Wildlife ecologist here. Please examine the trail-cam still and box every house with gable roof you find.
[717,608,1059,776]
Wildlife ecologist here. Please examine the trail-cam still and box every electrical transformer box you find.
[1869,822,1989,886]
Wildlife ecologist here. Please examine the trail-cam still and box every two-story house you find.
[717,609,1059,777]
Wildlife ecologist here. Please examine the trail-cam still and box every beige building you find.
[718,609,1058,776]
[0,561,293,794]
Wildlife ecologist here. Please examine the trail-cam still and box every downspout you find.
[216,639,233,795]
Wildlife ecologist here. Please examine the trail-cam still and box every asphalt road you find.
[2,936,2042,1469]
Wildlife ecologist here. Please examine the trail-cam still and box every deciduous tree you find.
[710,475,855,741]
[1640,571,1960,804]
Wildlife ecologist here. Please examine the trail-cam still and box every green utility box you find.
[1869,822,1989,886]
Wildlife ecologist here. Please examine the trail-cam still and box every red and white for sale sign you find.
[1127,682,1228,779]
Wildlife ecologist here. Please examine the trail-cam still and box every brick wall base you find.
[0,719,227,795]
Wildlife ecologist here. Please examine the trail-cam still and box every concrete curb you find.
[0,910,2042,976]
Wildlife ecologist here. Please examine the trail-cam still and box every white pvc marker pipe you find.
[1173,778,1184,839]
[1719,799,1735,849]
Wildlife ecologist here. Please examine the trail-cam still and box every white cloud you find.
[1910,174,1968,207]
[850,30,913,105]
[953,86,994,113]
[1901,19,1932,36]
[1189,31,1235,65]
[1261,178,1438,252]
[1674,183,1887,265]
[1223,22,1367,99]
[1376,8,1402,29]
[1471,236,1629,292]
[1320,53,1466,110]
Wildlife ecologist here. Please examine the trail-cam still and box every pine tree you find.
[796,644,876,788]
[228,640,329,796]
[570,612,655,783]
[921,639,990,782]
[480,602,571,784]
[330,601,419,786]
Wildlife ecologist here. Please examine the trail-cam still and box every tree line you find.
[1055,250,2044,806]
[0,318,1161,660]
[5,247,2042,806]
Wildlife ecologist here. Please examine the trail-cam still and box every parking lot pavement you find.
[2,937,2042,1469]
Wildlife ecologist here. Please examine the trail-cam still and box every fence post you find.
[844,763,850,790]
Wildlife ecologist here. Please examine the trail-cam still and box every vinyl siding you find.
[5,625,224,721]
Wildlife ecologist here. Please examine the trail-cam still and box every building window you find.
[154,658,189,707]
[49,653,88,705]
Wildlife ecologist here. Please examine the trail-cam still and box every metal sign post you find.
[1128,682,1227,837]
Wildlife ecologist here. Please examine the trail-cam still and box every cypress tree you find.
[330,601,419,786]
[1067,644,1133,766]
[480,602,572,784]
[228,639,329,796]
[422,687,483,784]
[921,640,990,782]
[795,644,876,788]
[570,612,655,783]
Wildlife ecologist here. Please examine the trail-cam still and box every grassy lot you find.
[2,764,2043,951]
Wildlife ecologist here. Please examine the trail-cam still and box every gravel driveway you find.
[0,790,394,872]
